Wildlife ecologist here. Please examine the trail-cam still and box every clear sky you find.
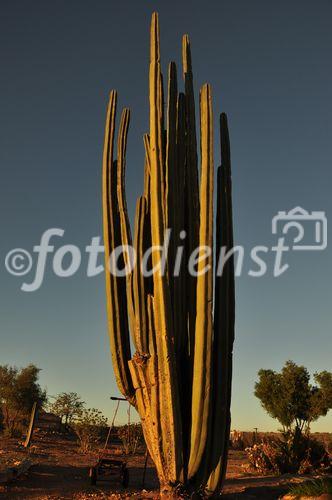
[1,0,331,432]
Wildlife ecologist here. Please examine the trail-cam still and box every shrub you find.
[246,442,279,474]
[117,423,144,455]
[246,430,331,474]
[72,408,108,453]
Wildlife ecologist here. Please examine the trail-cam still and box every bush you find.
[72,408,108,453]
[117,423,144,455]
[246,431,331,474]
[246,440,286,474]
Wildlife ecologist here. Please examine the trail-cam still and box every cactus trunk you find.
[102,12,235,496]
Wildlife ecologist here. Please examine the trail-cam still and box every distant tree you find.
[49,392,84,426]
[0,364,47,435]
[72,408,108,453]
[255,360,332,433]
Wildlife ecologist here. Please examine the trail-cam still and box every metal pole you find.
[103,399,121,450]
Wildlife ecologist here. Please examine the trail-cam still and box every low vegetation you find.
[117,423,144,455]
[71,407,108,453]
[288,478,332,497]
[246,433,330,474]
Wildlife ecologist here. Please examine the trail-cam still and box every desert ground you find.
[1,431,331,499]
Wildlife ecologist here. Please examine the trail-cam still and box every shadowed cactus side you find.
[102,12,235,497]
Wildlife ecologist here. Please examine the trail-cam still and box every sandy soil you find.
[0,433,330,499]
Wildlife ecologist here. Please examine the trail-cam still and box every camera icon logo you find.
[272,206,327,251]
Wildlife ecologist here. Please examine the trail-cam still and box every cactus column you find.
[102,12,235,497]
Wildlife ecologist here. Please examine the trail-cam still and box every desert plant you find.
[102,12,235,497]
[246,441,281,474]
[246,431,330,474]
[117,423,144,455]
[72,408,108,453]
[255,361,332,433]
[0,364,46,436]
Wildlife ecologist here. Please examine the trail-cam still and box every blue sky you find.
[1,0,331,431]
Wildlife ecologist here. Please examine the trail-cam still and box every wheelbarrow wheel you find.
[121,467,129,488]
[89,466,97,485]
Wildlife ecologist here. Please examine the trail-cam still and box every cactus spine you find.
[102,13,235,496]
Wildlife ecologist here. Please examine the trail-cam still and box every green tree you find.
[49,392,84,426]
[255,360,332,432]
[0,364,47,435]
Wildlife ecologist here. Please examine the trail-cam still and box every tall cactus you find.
[102,12,235,497]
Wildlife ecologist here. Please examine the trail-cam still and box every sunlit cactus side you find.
[102,12,235,497]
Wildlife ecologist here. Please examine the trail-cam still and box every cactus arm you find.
[165,62,178,234]
[182,35,200,359]
[143,133,151,200]
[149,12,183,483]
[132,196,149,353]
[102,91,135,404]
[175,93,186,356]
[149,13,166,240]
[216,112,235,488]
[172,92,186,356]
[150,13,166,230]
[165,61,180,349]
[206,113,235,493]
[116,108,137,346]
[116,108,132,251]
[174,92,192,472]
[188,84,214,478]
